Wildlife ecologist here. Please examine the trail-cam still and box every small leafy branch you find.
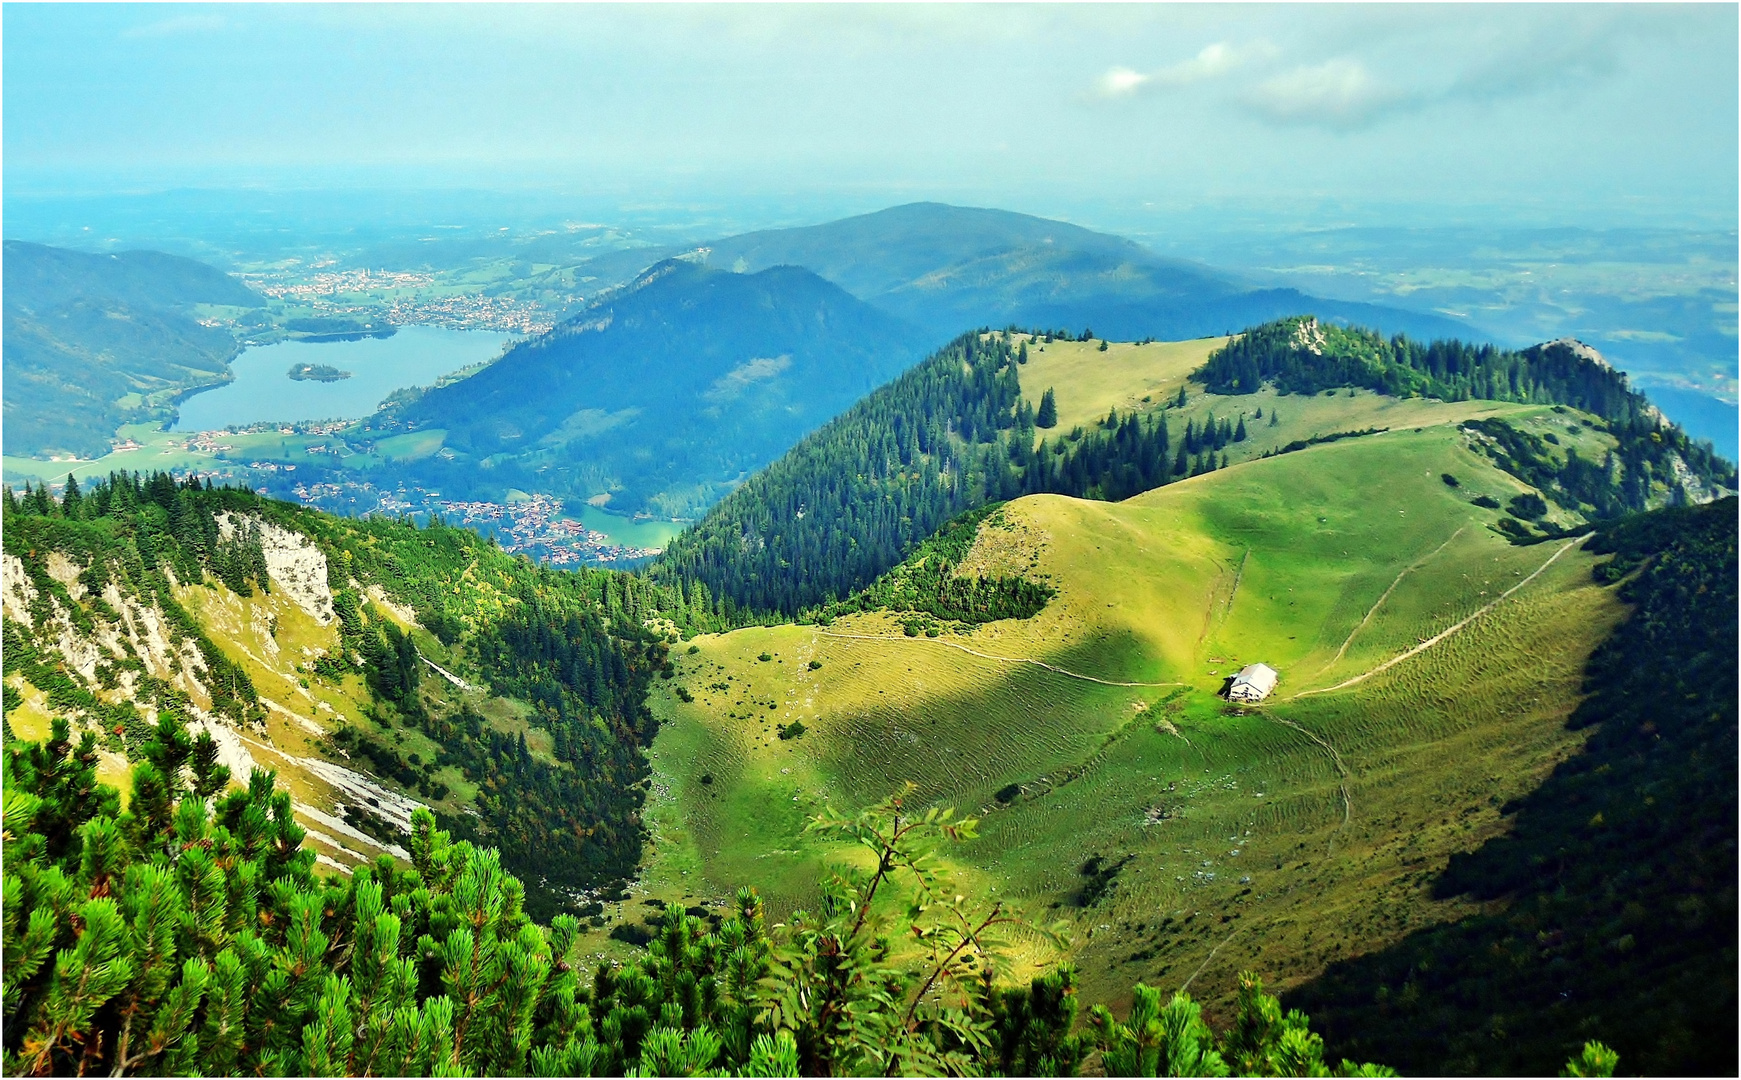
[758,784,1067,1075]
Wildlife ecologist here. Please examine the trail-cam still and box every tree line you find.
[652,332,1255,617]
[1199,317,1734,505]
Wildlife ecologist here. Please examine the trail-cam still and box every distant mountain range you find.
[3,239,262,458]
[382,259,928,518]
[688,203,1476,346]
[10,203,1727,523]
[370,203,1485,515]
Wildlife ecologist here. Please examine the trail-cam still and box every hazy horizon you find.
[6,4,1738,234]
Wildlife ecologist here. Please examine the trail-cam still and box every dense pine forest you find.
[2,474,725,918]
[1291,497,1737,1076]
[650,331,1035,614]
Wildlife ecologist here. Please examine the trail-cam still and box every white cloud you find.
[1243,59,1410,129]
[1096,41,1277,98]
[1098,67,1152,97]
[1151,42,1245,87]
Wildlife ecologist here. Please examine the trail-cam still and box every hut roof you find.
[1228,663,1278,701]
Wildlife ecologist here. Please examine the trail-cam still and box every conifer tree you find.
[60,475,81,519]
[1036,388,1059,429]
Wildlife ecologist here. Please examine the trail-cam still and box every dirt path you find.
[1292,535,1586,700]
[1180,924,1244,994]
[1226,548,1251,615]
[1263,714,1353,855]
[815,630,1185,689]
[1325,525,1467,670]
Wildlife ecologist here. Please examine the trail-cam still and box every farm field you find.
[633,417,1628,1010]
[2,424,227,486]
[1,423,371,486]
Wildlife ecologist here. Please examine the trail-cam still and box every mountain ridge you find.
[653,317,1734,615]
[687,202,1480,345]
[384,258,930,518]
[3,240,263,459]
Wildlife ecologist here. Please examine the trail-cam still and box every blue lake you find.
[1640,384,1739,463]
[174,326,514,431]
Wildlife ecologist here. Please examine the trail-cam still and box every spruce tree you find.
[1036,388,1059,429]
[60,475,81,519]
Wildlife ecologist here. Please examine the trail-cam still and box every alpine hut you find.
[1227,663,1278,703]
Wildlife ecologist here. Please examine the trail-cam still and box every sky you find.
[4,3,1738,231]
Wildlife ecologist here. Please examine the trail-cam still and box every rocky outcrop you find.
[217,513,336,625]
[2,554,37,625]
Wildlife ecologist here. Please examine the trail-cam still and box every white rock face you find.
[50,615,106,683]
[2,554,38,625]
[45,552,85,599]
[1542,338,1611,369]
[188,718,423,859]
[365,584,419,628]
[218,513,336,625]
[1670,453,1722,505]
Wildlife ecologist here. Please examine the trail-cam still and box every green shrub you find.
[1508,492,1549,520]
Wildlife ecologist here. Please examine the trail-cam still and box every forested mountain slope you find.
[653,320,1733,616]
[2,473,725,917]
[2,241,263,459]
[379,259,928,518]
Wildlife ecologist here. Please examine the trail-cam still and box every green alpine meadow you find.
[4,5,1736,1076]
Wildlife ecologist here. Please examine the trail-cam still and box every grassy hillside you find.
[1015,335,1226,435]
[632,421,1628,1017]
[2,241,263,459]
[1291,498,1736,1075]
